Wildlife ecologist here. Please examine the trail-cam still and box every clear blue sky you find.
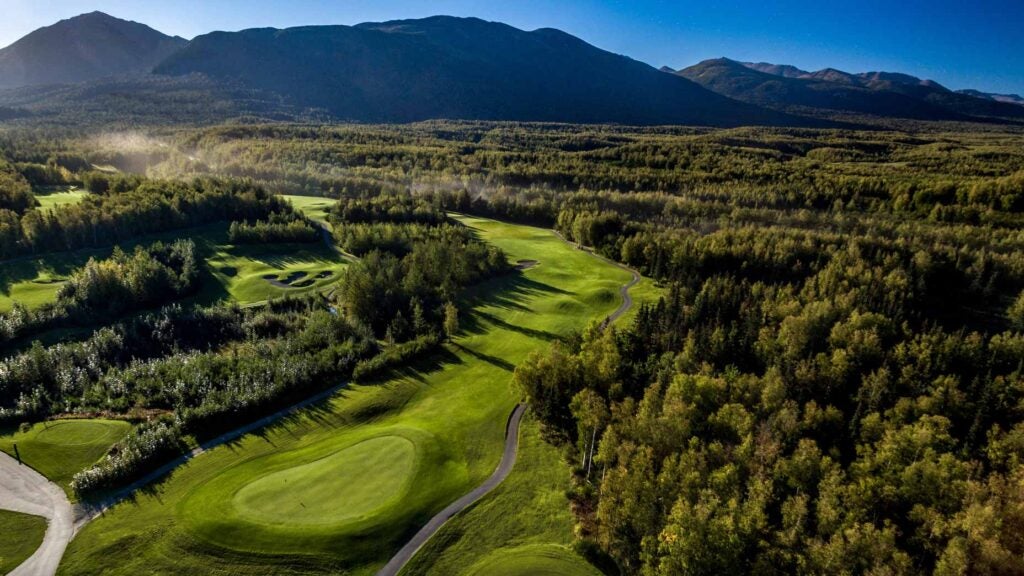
[3,0,1022,95]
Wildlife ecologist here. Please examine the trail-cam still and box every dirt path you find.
[377,232,643,575]
[377,404,526,576]
[0,452,73,576]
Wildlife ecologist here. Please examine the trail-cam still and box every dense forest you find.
[1,120,1023,573]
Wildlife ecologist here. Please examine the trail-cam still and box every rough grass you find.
[462,544,601,576]
[0,419,131,494]
[60,216,639,575]
[0,509,47,573]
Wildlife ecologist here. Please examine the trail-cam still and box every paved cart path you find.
[0,452,73,576]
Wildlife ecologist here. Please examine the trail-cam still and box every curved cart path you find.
[378,232,642,575]
[377,404,526,576]
[0,452,73,576]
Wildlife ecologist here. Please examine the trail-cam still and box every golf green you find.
[233,435,416,526]
[0,419,131,493]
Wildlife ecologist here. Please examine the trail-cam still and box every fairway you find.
[34,186,88,211]
[0,419,131,493]
[61,216,645,575]
[0,509,47,573]
[283,195,335,226]
[205,240,347,304]
[463,545,602,576]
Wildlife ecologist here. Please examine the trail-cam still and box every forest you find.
[1,120,1023,574]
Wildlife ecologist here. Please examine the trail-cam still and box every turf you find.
[0,222,348,316]
[60,216,641,575]
[204,239,347,305]
[34,186,88,211]
[462,544,601,576]
[400,413,599,576]
[0,419,131,493]
[0,510,47,573]
[283,195,335,226]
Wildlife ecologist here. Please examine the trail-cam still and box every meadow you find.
[59,216,650,575]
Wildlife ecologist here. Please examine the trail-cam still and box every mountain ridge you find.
[0,11,186,89]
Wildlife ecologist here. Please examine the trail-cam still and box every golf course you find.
[0,509,47,573]
[53,215,656,575]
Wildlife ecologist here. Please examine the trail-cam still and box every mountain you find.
[957,89,1024,107]
[679,58,1024,122]
[0,12,186,89]
[743,62,810,79]
[679,58,961,120]
[152,16,809,127]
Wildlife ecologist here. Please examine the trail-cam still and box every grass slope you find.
[0,510,47,573]
[61,216,634,575]
[0,419,131,493]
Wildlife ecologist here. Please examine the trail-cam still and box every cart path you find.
[0,451,73,576]
[376,404,526,576]
[378,232,642,575]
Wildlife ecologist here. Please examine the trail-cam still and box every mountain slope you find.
[957,89,1024,107]
[680,58,961,120]
[153,16,808,126]
[737,60,1024,121]
[0,12,185,89]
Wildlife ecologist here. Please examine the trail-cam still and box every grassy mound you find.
[464,545,602,576]
[0,510,47,573]
[0,419,131,493]
[61,216,644,575]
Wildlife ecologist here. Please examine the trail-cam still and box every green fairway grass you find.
[205,239,347,304]
[401,414,599,576]
[0,419,131,492]
[463,544,601,576]
[283,195,335,226]
[34,186,88,211]
[0,510,47,573]
[61,216,649,575]
[0,221,348,316]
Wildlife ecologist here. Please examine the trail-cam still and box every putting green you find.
[233,435,416,526]
[463,545,602,576]
[0,419,131,494]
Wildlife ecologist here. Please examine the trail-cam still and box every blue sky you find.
[3,0,1022,95]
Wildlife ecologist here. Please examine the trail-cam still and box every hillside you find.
[152,16,806,126]
[0,11,185,89]
[733,59,1024,121]
[679,58,961,120]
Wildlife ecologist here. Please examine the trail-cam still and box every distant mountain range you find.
[671,58,1024,122]
[0,11,1020,126]
[0,12,185,90]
